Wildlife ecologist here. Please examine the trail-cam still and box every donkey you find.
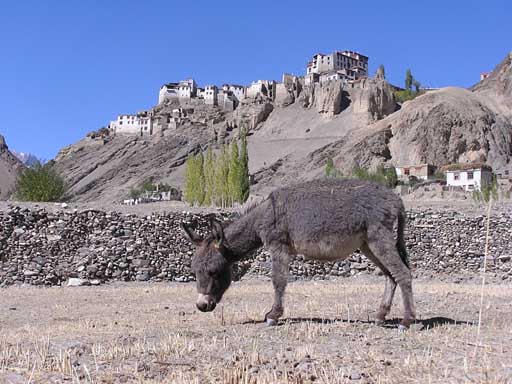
[181,178,416,330]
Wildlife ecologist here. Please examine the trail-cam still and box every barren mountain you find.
[0,135,24,200]
[53,53,512,202]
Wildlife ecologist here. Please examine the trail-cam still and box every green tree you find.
[16,162,65,202]
[325,157,335,178]
[405,68,413,91]
[214,145,230,207]
[183,154,197,205]
[239,129,250,202]
[413,79,421,93]
[377,64,386,79]
[228,139,242,204]
[203,146,216,206]
[195,153,205,205]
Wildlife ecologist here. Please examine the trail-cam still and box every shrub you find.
[394,89,422,103]
[16,162,65,202]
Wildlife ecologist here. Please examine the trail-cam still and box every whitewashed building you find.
[158,83,179,104]
[306,50,368,78]
[222,84,246,102]
[246,80,277,100]
[443,163,493,191]
[177,79,197,100]
[204,85,218,105]
[110,112,153,136]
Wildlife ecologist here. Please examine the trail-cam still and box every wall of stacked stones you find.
[0,206,511,286]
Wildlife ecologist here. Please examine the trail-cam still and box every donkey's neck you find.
[224,201,267,260]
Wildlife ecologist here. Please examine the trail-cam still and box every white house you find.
[306,50,369,77]
[442,163,493,191]
[158,83,179,104]
[246,80,276,100]
[222,84,246,102]
[204,85,218,105]
[110,112,153,136]
[177,79,197,100]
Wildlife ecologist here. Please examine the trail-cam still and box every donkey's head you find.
[181,218,233,312]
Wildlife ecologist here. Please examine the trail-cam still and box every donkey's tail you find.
[397,205,409,268]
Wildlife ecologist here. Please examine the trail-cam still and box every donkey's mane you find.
[234,195,268,216]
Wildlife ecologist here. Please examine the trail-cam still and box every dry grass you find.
[0,277,511,383]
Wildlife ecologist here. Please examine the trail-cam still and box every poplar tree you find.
[195,153,205,205]
[203,146,216,206]
[183,154,196,204]
[228,139,241,204]
[405,69,413,91]
[215,144,230,207]
[239,129,250,202]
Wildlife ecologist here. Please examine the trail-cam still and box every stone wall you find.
[0,207,511,286]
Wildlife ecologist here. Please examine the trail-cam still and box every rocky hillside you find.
[0,135,24,200]
[472,52,512,115]
[53,53,512,202]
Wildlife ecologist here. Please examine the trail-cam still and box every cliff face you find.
[349,77,397,121]
[0,135,24,200]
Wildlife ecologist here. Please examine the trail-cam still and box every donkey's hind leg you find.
[264,243,291,326]
[360,244,397,325]
[366,226,416,330]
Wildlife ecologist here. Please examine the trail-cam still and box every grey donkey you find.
[181,179,416,330]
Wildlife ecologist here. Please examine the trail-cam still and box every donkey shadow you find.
[242,316,473,331]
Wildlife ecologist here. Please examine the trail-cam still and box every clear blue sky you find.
[0,0,510,160]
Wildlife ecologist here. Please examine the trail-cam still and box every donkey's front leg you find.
[264,243,291,326]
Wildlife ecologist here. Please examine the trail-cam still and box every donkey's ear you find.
[181,222,203,246]
[209,218,225,245]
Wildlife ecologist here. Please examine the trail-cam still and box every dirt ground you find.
[1,277,511,384]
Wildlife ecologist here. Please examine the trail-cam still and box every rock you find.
[67,278,90,287]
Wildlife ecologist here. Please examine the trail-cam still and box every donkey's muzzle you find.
[196,294,216,312]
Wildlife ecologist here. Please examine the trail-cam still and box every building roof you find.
[162,82,179,89]
[441,163,493,172]
[396,164,435,168]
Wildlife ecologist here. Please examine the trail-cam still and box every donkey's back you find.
[261,179,404,262]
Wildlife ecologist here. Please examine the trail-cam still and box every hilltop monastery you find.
[109,50,369,136]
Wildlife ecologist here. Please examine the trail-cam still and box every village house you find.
[395,164,437,181]
[495,165,512,179]
[246,80,277,100]
[442,163,494,191]
[177,78,197,100]
[222,84,246,103]
[110,111,154,136]
[306,50,368,78]
[158,82,179,104]
[480,72,491,81]
[204,85,218,105]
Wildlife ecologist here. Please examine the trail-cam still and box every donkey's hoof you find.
[266,318,278,326]
[398,324,409,332]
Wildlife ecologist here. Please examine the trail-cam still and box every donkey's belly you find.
[292,233,364,262]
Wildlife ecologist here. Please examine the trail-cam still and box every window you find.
[506,170,510,176]
[454,172,460,180]
[404,168,410,176]
[467,171,474,180]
